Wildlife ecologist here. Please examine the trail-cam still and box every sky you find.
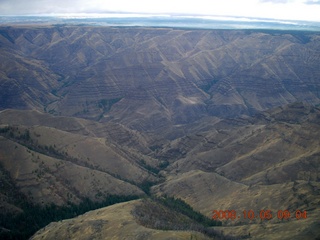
[0,0,320,22]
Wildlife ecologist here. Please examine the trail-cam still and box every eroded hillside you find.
[1,26,320,137]
[0,26,320,239]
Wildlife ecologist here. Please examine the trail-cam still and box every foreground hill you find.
[30,200,213,240]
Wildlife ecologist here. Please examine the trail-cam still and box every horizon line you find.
[1,12,320,24]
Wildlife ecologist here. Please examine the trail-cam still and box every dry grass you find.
[152,170,320,239]
[30,200,212,240]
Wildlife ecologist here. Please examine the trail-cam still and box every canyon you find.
[0,25,320,239]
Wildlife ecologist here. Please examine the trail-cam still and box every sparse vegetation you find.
[149,145,162,152]
[155,196,221,227]
[0,126,98,170]
[131,197,245,239]
[139,180,158,195]
[139,159,160,174]
[98,98,122,112]
[0,195,139,240]
[199,79,219,93]
[0,126,30,142]
[158,160,169,169]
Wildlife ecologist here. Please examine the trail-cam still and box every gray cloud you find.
[304,0,320,4]
[259,0,291,3]
[0,0,89,15]
[1,0,319,22]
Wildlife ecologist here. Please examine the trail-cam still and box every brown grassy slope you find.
[151,104,320,239]
[30,200,212,240]
[0,121,167,206]
[152,171,320,240]
[0,124,158,182]
[159,103,320,185]
[0,135,145,206]
[0,109,152,153]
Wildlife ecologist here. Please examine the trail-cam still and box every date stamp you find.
[212,209,307,221]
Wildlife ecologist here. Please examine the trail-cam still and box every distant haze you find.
[0,0,320,22]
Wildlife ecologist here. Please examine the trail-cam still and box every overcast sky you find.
[0,0,320,22]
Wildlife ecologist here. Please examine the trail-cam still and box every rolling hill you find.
[0,25,319,239]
